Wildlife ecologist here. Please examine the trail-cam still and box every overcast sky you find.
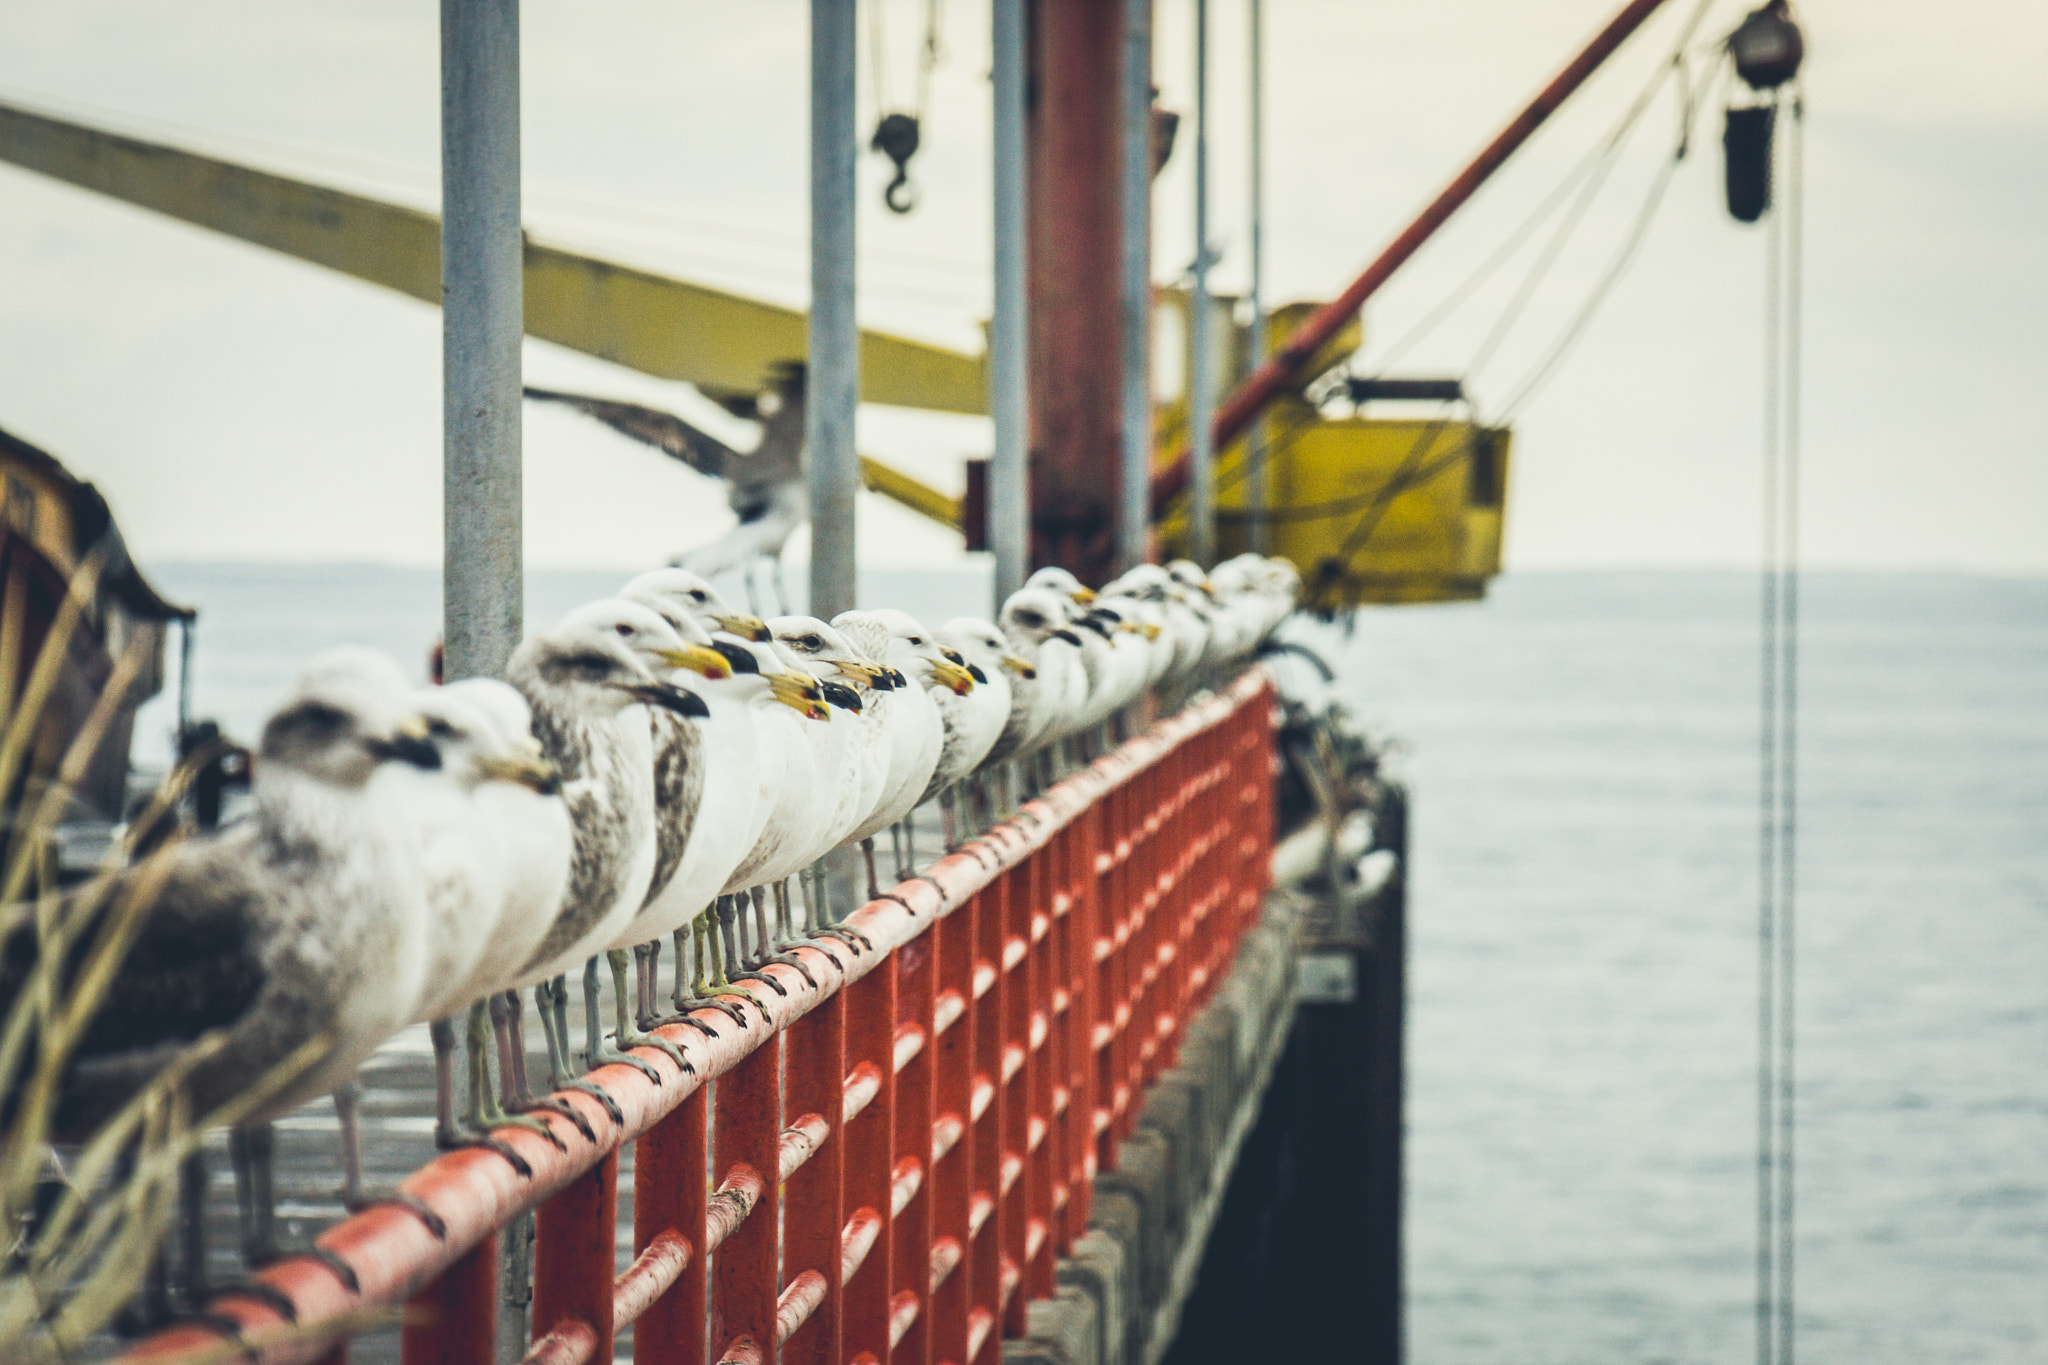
[0,0,2041,573]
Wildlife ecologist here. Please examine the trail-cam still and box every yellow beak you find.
[1072,585,1098,604]
[655,644,734,679]
[713,612,770,642]
[767,670,827,716]
[479,752,561,794]
[1121,621,1162,640]
[397,713,432,742]
[1001,654,1037,680]
[929,658,977,695]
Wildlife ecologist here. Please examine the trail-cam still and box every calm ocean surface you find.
[135,564,2047,1363]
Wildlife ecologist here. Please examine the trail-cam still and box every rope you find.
[1757,79,1804,1365]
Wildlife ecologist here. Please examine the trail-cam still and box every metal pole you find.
[989,0,1029,607]
[1187,0,1215,566]
[1116,0,1154,576]
[1245,0,1268,555]
[1152,0,1677,516]
[810,0,860,621]
[440,0,522,682]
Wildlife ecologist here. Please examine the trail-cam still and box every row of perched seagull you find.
[2,553,1298,1262]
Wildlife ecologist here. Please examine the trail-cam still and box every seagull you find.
[839,609,976,885]
[388,681,569,1163]
[766,616,896,922]
[506,618,713,1114]
[0,648,441,1263]
[983,588,1087,804]
[930,617,1023,837]
[525,364,807,612]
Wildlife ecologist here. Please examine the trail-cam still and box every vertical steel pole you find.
[1116,0,1155,575]
[989,0,1030,608]
[1187,0,1216,567]
[1028,0,1126,585]
[440,0,522,681]
[1245,0,1268,555]
[810,0,860,621]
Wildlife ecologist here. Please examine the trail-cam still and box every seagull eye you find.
[803,635,822,649]
[426,717,461,740]
[1018,612,1042,627]
[689,591,706,603]
[614,624,633,637]
[908,636,924,647]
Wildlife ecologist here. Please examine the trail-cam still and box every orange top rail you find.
[127,670,1278,1365]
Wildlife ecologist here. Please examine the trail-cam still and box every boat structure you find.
[0,1,1806,1363]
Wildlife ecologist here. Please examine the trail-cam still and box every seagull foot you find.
[507,1094,596,1144]
[554,1078,624,1126]
[726,968,787,997]
[478,1105,569,1153]
[431,1123,534,1180]
[810,924,874,954]
[758,951,820,988]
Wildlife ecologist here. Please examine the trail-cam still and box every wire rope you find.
[1757,80,1805,1365]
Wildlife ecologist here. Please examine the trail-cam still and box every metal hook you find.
[871,111,921,215]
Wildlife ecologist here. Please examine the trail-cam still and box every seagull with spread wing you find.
[525,363,807,611]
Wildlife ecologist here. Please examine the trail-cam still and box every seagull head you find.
[619,568,770,641]
[1000,588,1085,650]
[415,683,561,795]
[560,598,734,684]
[261,646,437,787]
[1026,565,1097,607]
[513,624,713,721]
[768,616,895,691]
[863,608,976,694]
[940,617,1033,681]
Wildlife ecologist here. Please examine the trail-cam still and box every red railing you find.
[127,670,1276,1365]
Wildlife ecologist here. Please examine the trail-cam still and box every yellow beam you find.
[859,456,961,531]
[0,100,988,415]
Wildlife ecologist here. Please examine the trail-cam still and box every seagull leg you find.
[718,892,787,996]
[606,947,690,1072]
[802,862,873,954]
[333,1077,364,1206]
[493,991,593,1140]
[634,941,661,1031]
[227,1122,277,1269]
[580,954,668,1082]
[942,789,958,850]
[861,837,883,901]
[466,1000,565,1149]
[429,1017,463,1150]
[657,906,750,1029]
[750,884,819,987]
[537,976,623,1126]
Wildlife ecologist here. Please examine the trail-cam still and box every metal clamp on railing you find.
[124,669,1276,1365]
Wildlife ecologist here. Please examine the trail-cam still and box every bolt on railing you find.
[125,670,1277,1365]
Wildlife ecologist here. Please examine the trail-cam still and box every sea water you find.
[132,564,2046,1362]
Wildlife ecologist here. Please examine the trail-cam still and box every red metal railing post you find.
[968,875,1007,1364]
[929,892,977,1365]
[841,958,897,1364]
[782,990,846,1365]
[635,1087,711,1365]
[712,1034,782,1365]
[400,1233,495,1365]
[532,1147,619,1363]
[890,924,937,1365]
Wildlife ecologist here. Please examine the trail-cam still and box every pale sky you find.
[0,0,2041,573]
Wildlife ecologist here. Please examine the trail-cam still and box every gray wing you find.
[523,386,739,480]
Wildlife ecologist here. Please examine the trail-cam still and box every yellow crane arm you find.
[0,100,988,416]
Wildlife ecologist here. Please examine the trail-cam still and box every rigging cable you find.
[1757,76,1804,1365]
[1368,0,1719,378]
